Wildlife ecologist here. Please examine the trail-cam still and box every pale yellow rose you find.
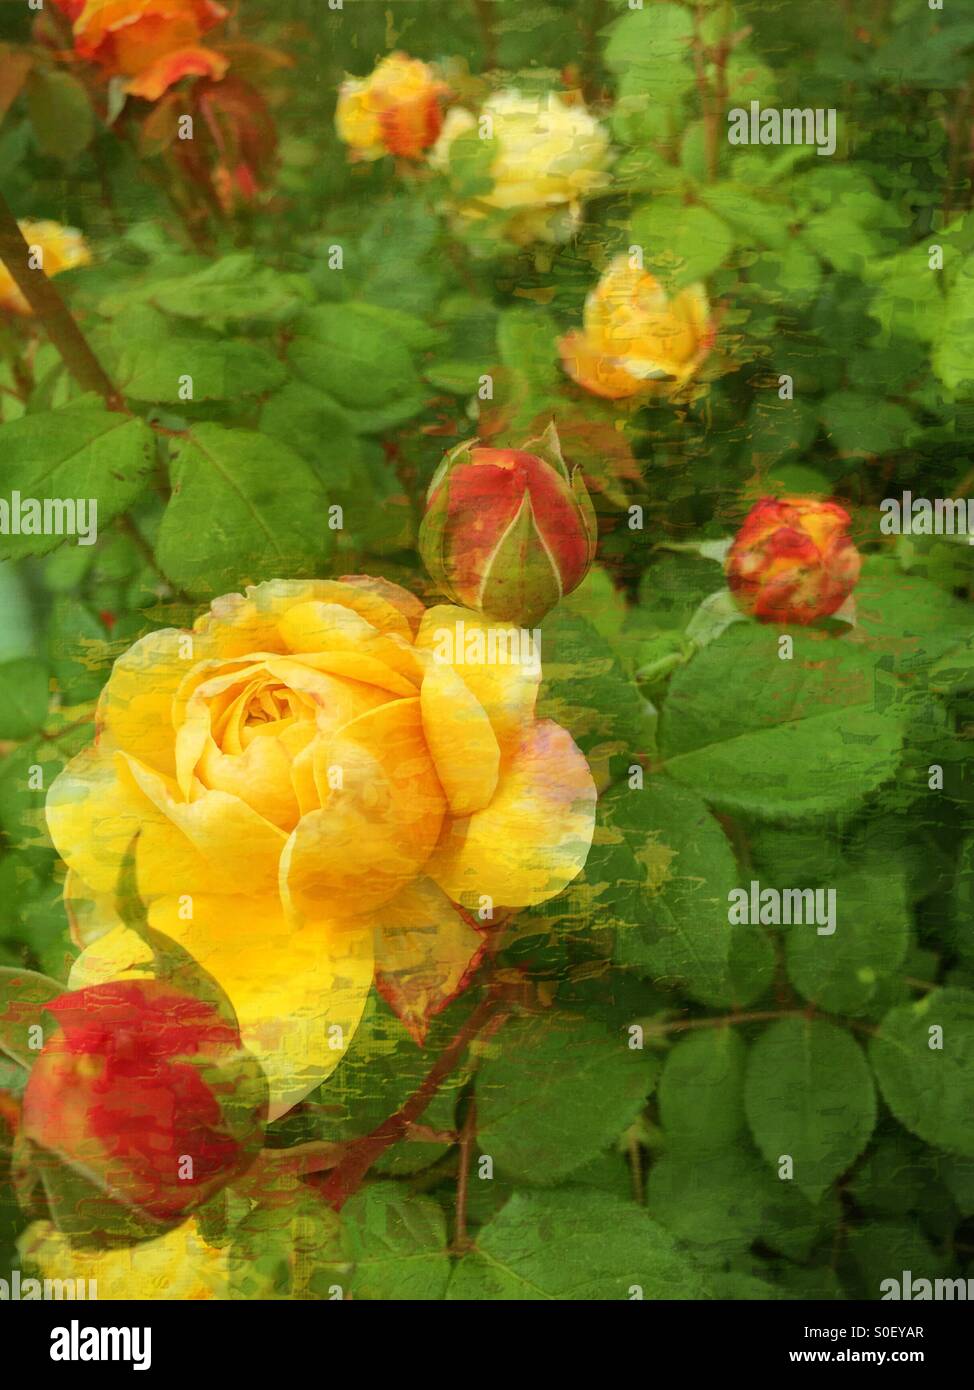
[432,89,612,244]
[559,255,716,401]
[48,577,596,1120]
[18,1218,228,1300]
[336,52,447,161]
[0,221,91,317]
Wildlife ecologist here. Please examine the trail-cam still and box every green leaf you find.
[288,303,426,431]
[156,424,332,595]
[603,779,737,1005]
[139,253,312,325]
[0,403,154,560]
[603,3,696,90]
[744,1018,876,1199]
[660,626,904,821]
[820,391,913,456]
[260,382,358,483]
[475,1011,655,1185]
[0,966,63,1068]
[630,200,735,286]
[341,1183,450,1301]
[936,261,974,392]
[537,607,645,782]
[26,70,93,161]
[657,1029,747,1154]
[0,658,48,739]
[448,1190,710,1300]
[229,1191,348,1300]
[870,989,974,1157]
[785,865,910,1016]
[116,337,286,404]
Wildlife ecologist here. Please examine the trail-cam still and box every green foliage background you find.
[2,0,974,1300]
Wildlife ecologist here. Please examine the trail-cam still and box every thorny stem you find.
[317,985,512,1210]
[452,1097,478,1253]
[0,191,124,410]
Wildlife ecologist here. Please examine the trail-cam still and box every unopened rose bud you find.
[22,980,265,1227]
[419,422,597,626]
[726,496,861,625]
[336,52,447,161]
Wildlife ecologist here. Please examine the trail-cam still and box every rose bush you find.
[47,576,596,1118]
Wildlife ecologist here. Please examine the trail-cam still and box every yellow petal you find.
[96,628,190,777]
[147,894,373,1119]
[68,922,154,988]
[427,719,596,909]
[193,578,417,658]
[373,877,485,1043]
[420,659,499,816]
[18,1219,228,1301]
[414,606,540,752]
[277,602,423,687]
[280,698,445,921]
[122,753,287,896]
[47,746,215,897]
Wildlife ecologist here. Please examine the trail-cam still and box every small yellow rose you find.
[18,1218,228,1300]
[433,89,612,245]
[559,255,716,401]
[0,221,91,317]
[336,52,447,161]
[48,577,596,1120]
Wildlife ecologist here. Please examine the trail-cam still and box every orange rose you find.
[70,0,228,100]
[559,255,715,402]
[336,52,446,161]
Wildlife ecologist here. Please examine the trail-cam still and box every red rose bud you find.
[419,422,597,626]
[726,496,861,625]
[22,980,266,1226]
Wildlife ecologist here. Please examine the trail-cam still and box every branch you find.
[0,191,124,410]
[317,985,511,1210]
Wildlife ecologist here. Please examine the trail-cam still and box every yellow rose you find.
[336,52,447,161]
[0,221,91,317]
[559,255,716,401]
[48,577,596,1119]
[18,1219,228,1300]
[432,90,612,245]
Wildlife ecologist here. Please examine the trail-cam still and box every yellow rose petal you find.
[427,718,596,910]
[280,698,445,921]
[147,894,373,1119]
[415,606,540,752]
[19,1218,228,1301]
[420,660,500,816]
[373,877,485,1043]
